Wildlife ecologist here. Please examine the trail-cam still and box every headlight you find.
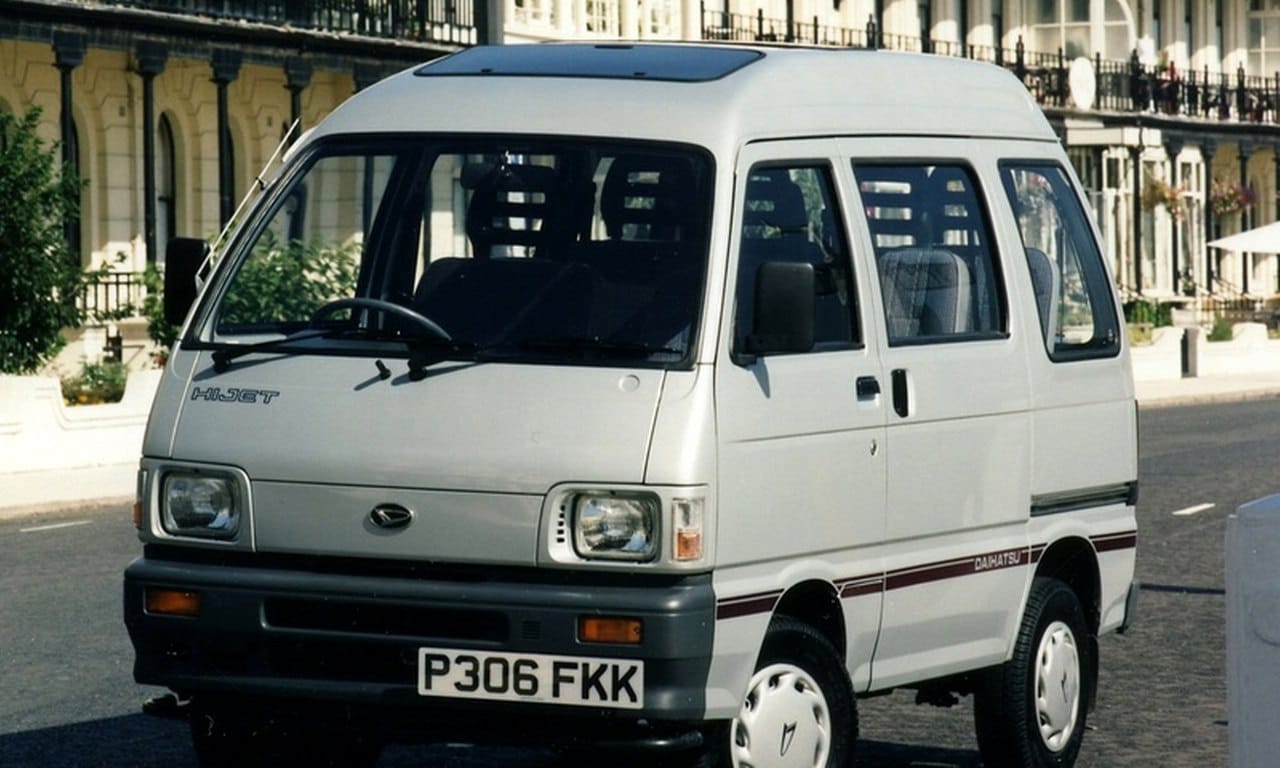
[161,472,242,540]
[573,492,659,561]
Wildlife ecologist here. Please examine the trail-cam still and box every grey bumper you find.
[124,548,716,731]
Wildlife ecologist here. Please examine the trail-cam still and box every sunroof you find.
[415,44,763,83]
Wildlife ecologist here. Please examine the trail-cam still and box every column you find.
[211,49,242,228]
[1165,138,1184,292]
[284,57,312,144]
[1239,144,1252,294]
[1204,139,1217,289]
[1130,143,1143,293]
[52,31,85,263]
[1274,143,1280,293]
[137,41,168,266]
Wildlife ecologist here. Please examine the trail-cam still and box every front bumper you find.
[124,546,716,744]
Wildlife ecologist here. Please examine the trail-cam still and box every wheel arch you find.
[769,578,847,658]
[1033,535,1102,712]
[1034,536,1102,634]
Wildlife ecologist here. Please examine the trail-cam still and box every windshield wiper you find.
[517,337,683,358]
[210,328,335,373]
[406,339,481,380]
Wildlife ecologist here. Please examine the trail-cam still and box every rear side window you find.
[854,164,1006,346]
[1000,163,1121,361]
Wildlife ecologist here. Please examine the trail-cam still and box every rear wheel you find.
[719,616,857,768]
[974,577,1091,768]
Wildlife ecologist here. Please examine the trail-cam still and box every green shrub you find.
[1123,299,1172,327]
[0,107,86,374]
[1207,318,1234,342]
[60,359,128,405]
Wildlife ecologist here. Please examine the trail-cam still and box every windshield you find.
[194,136,713,369]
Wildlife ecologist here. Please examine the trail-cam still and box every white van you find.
[124,43,1138,768]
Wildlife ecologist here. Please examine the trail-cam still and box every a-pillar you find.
[211,48,242,228]
[52,31,84,262]
[137,41,168,265]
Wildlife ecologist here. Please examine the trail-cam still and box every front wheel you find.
[717,617,857,768]
[974,577,1091,768]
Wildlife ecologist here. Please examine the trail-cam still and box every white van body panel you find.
[166,359,662,495]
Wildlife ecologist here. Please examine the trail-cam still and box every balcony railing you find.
[701,6,1280,126]
[81,271,143,324]
[98,0,476,46]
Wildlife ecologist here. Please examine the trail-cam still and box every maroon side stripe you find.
[716,591,782,620]
[714,536,1133,620]
[1091,531,1138,552]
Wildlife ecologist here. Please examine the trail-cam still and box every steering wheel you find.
[309,298,451,342]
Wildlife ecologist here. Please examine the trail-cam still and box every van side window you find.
[999,163,1121,361]
[733,165,859,354]
[854,164,1006,346]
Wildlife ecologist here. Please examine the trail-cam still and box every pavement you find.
[2,373,1279,521]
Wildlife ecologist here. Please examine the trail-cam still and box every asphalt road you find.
[0,397,1272,767]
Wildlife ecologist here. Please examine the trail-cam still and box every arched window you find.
[156,114,176,265]
[1028,0,1135,60]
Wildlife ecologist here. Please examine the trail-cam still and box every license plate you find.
[417,647,644,709]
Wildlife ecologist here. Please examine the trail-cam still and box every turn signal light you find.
[578,616,642,645]
[145,588,201,617]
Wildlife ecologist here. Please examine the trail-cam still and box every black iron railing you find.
[701,5,1280,126]
[81,271,143,323]
[98,0,476,46]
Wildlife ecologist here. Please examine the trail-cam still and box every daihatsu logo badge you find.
[369,504,414,530]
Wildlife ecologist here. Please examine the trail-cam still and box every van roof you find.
[314,43,1057,151]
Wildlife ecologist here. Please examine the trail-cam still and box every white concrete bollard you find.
[1227,495,1280,768]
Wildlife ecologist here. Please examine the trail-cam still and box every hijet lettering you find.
[190,386,281,404]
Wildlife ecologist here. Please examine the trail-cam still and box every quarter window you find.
[1000,163,1121,361]
[855,164,1006,346]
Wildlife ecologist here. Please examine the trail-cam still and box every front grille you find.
[264,598,507,643]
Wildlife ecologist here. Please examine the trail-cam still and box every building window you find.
[1248,0,1280,75]
[585,0,619,34]
[645,0,678,37]
[1028,0,1134,59]
[511,0,555,29]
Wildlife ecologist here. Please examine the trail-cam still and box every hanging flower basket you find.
[1142,176,1187,220]
[1209,179,1255,216]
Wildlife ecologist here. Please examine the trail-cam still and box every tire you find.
[714,616,857,768]
[189,699,381,768]
[974,577,1091,768]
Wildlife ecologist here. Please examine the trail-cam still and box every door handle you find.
[891,368,909,418]
[856,376,880,400]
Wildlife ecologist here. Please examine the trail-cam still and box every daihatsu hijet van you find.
[125,42,1138,768]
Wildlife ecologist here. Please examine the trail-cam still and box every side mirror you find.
[164,237,208,327]
[735,261,815,365]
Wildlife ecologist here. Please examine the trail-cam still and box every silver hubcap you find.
[1034,619,1080,753]
[731,663,831,768]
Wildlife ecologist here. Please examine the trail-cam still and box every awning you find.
[1208,221,1280,255]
